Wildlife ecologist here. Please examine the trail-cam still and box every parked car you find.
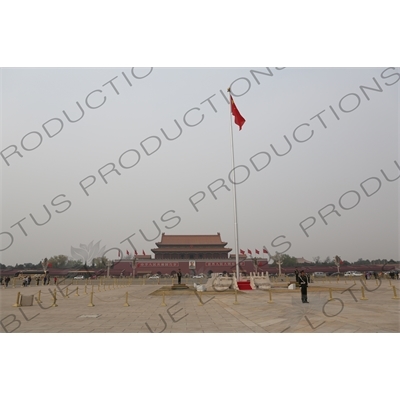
[192,274,205,279]
[73,275,85,280]
[313,272,326,277]
[148,275,160,279]
[344,271,363,277]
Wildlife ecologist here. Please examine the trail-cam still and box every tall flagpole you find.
[228,88,240,281]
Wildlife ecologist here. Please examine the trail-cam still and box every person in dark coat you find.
[295,268,299,283]
[299,270,309,303]
[177,269,182,284]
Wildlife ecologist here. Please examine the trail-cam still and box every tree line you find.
[0,255,110,270]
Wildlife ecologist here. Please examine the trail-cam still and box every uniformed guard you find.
[177,269,182,284]
[299,270,309,303]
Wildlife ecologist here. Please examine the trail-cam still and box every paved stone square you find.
[1,279,399,333]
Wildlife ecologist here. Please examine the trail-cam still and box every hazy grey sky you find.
[1,67,399,265]
[1,2,400,387]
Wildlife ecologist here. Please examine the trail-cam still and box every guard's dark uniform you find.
[299,272,309,303]
[177,270,182,284]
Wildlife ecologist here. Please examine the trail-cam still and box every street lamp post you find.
[271,253,283,277]
[106,261,112,278]
[41,258,48,273]
[334,255,342,275]
[252,257,258,275]
[132,257,136,278]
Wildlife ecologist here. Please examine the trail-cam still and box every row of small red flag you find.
[241,247,269,256]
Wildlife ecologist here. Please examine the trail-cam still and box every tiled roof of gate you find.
[155,233,227,246]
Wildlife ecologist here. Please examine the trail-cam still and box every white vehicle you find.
[148,275,160,279]
[344,271,362,277]
[313,272,326,277]
[192,275,205,279]
[73,275,85,280]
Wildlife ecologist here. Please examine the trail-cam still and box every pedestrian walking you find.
[299,270,309,303]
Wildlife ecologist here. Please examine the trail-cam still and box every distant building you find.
[131,233,261,276]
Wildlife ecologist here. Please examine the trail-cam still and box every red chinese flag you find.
[142,250,146,256]
[134,250,138,256]
[263,247,268,254]
[118,250,121,257]
[126,250,129,255]
[240,249,245,255]
[255,249,260,255]
[247,249,252,255]
[230,95,246,130]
